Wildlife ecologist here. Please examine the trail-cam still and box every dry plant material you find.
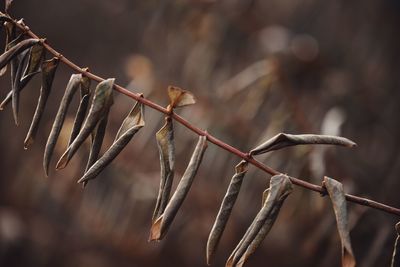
[43,74,82,176]
[56,78,114,170]
[24,57,59,148]
[5,0,13,13]
[167,85,196,109]
[391,222,400,267]
[0,38,40,71]
[150,135,207,241]
[323,176,356,267]
[250,133,356,156]
[207,160,248,265]
[68,75,91,146]
[0,12,13,24]
[77,100,145,184]
[152,118,175,222]
[226,174,292,267]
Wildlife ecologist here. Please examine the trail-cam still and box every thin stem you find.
[12,19,400,217]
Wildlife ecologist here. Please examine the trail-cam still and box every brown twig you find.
[11,18,400,217]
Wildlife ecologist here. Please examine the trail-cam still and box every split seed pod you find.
[77,100,145,184]
[250,133,357,156]
[323,176,356,267]
[149,135,207,241]
[43,74,82,176]
[56,78,114,170]
[226,174,292,267]
[68,75,91,146]
[392,222,400,267]
[152,117,175,222]
[207,160,248,265]
[24,57,59,149]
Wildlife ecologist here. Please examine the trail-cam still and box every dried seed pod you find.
[43,74,82,176]
[149,135,208,241]
[5,0,13,13]
[392,222,400,267]
[207,160,248,265]
[68,75,91,146]
[152,118,175,222]
[323,176,356,267]
[226,174,292,267]
[167,86,196,109]
[82,109,110,187]
[77,100,145,184]
[0,22,15,76]
[0,38,40,70]
[56,78,114,170]
[250,133,357,156]
[24,57,59,149]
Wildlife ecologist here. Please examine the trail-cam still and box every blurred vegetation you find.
[1,0,400,266]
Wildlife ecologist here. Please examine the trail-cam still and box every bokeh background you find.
[1,0,400,266]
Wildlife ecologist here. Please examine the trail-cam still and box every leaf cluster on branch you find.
[0,6,399,267]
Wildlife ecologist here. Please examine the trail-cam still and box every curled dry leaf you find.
[56,78,114,170]
[24,57,59,149]
[77,100,145,184]
[0,43,44,110]
[43,74,82,176]
[152,117,175,222]
[391,222,400,267]
[68,75,91,146]
[207,160,248,265]
[83,108,110,187]
[149,135,207,241]
[0,38,40,70]
[323,176,356,267]
[167,85,196,109]
[226,174,292,267]
[250,133,357,156]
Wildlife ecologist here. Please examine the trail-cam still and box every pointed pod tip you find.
[55,156,68,170]
[23,137,34,150]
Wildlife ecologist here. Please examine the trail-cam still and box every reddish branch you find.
[12,19,400,217]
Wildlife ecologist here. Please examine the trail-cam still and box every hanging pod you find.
[56,78,114,170]
[226,174,292,267]
[152,117,175,222]
[207,160,248,265]
[149,135,207,241]
[43,74,82,176]
[391,222,400,267]
[24,57,59,149]
[250,133,356,156]
[77,99,145,184]
[323,176,356,267]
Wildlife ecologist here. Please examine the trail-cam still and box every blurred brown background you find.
[1,0,400,266]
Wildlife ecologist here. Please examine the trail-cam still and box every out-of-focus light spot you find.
[290,34,319,62]
[259,25,290,54]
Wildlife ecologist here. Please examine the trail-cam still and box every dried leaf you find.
[56,78,114,170]
[43,74,82,176]
[390,222,400,267]
[206,160,248,265]
[152,118,175,222]
[250,133,357,156]
[0,21,15,76]
[5,0,13,13]
[10,48,29,125]
[24,57,59,149]
[77,100,145,184]
[323,176,356,267]
[167,86,196,109]
[67,75,91,146]
[226,174,292,267]
[149,135,207,241]
[82,108,110,187]
[0,38,40,70]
